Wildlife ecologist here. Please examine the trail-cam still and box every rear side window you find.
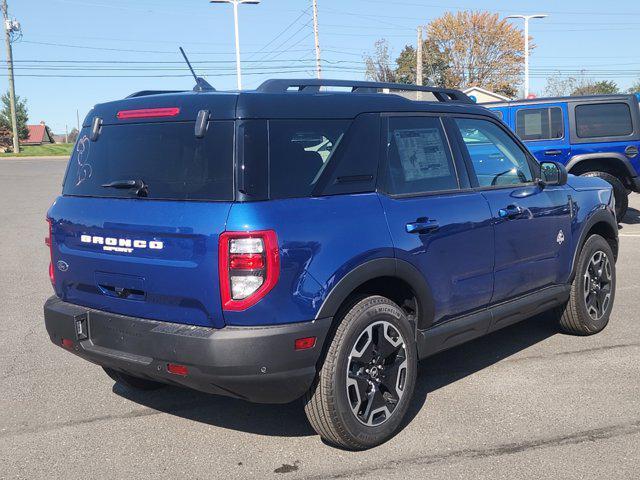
[575,103,633,138]
[63,121,234,201]
[385,116,458,195]
[269,119,350,198]
[516,107,563,141]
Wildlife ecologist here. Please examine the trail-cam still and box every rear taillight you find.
[219,230,279,311]
[46,218,54,286]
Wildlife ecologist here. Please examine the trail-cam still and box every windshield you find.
[62,121,234,201]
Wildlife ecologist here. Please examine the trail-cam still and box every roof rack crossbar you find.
[256,79,473,103]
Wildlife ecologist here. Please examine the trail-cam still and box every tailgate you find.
[48,196,231,328]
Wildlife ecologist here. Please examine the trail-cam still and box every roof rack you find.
[256,79,473,103]
[126,90,188,99]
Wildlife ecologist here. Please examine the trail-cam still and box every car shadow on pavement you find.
[114,312,559,439]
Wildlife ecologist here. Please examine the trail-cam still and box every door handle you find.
[544,149,562,156]
[406,217,440,234]
[498,205,524,220]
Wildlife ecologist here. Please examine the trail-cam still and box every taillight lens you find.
[46,218,54,286]
[219,230,279,311]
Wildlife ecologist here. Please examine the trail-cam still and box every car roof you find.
[484,93,638,108]
[85,79,493,126]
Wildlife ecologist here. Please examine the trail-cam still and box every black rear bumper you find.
[44,296,332,404]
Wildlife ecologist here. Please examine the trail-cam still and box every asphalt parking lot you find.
[1,157,639,479]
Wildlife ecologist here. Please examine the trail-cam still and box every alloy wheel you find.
[346,320,408,427]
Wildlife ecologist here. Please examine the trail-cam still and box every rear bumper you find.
[44,296,332,404]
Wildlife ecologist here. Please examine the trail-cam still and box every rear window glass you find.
[269,119,350,198]
[516,107,563,141]
[575,103,633,138]
[63,121,234,201]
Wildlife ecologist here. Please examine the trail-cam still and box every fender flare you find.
[566,153,636,178]
[315,258,435,331]
[570,207,619,281]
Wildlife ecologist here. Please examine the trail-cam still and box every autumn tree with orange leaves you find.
[365,11,529,98]
[426,11,527,97]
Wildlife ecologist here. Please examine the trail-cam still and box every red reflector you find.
[294,336,316,351]
[167,363,188,376]
[116,107,180,120]
[229,253,265,270]
[61,338,74,349]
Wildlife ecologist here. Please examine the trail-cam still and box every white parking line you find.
[619,234,640,237]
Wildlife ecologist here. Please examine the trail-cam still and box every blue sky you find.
[3,0,640,134]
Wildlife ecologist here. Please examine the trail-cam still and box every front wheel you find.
[304,295,418,450]
[556,234,616,335]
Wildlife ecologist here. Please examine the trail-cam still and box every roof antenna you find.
[179,47,215,92]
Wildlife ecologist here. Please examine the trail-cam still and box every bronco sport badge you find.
[80,235,164,253]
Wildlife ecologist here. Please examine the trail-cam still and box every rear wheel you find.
[580,171,628,220]
[103,367,165,391]
[556,234,616,335]
[304,295,418,450]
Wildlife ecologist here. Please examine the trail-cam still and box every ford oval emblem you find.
[57,260,69,272]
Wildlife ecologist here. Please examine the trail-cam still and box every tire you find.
[556,234,616,335]
[103,367,165,391]
[580,171,628,220]
[304,295,418,450]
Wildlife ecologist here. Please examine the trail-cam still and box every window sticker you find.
[523,111,543,136]
[393,128,450,181]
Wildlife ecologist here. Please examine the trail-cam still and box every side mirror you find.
[539,161,568,186]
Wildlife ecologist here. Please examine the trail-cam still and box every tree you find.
[0,91,29,140]
[68,128,79,143]
[364,39,396,83]
[425,11,526,97]
[572,80,619,96]
[394,39,450,87]
[627,79,640,94]
[545,73,620,97]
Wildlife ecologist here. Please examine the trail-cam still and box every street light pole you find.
[210,0,260,90]
[507,14,547,98]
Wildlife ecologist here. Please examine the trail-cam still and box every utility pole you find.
[210,0,260,90]
[65,125,68,144]
[416,26,423,100]
[312,0,322,79]
[506,14,547,98]
[76,109,80,133]
[2,0,20,153]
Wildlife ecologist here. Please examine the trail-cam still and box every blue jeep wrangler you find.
[44,79,618,449]
[487,94,640,220]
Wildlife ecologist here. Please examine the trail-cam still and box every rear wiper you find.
[101,179,148,197]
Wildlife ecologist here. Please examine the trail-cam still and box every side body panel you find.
[378,191,495,326]
[223,194,395,326]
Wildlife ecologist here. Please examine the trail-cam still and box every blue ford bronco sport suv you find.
[487,94,640,220]
[44,79,618,450]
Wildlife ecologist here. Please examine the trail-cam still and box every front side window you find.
[516,107,564,141]
[385,116,458,195]
[575,103,633,138]
[269,119,350,198]
[455,118,534,187]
